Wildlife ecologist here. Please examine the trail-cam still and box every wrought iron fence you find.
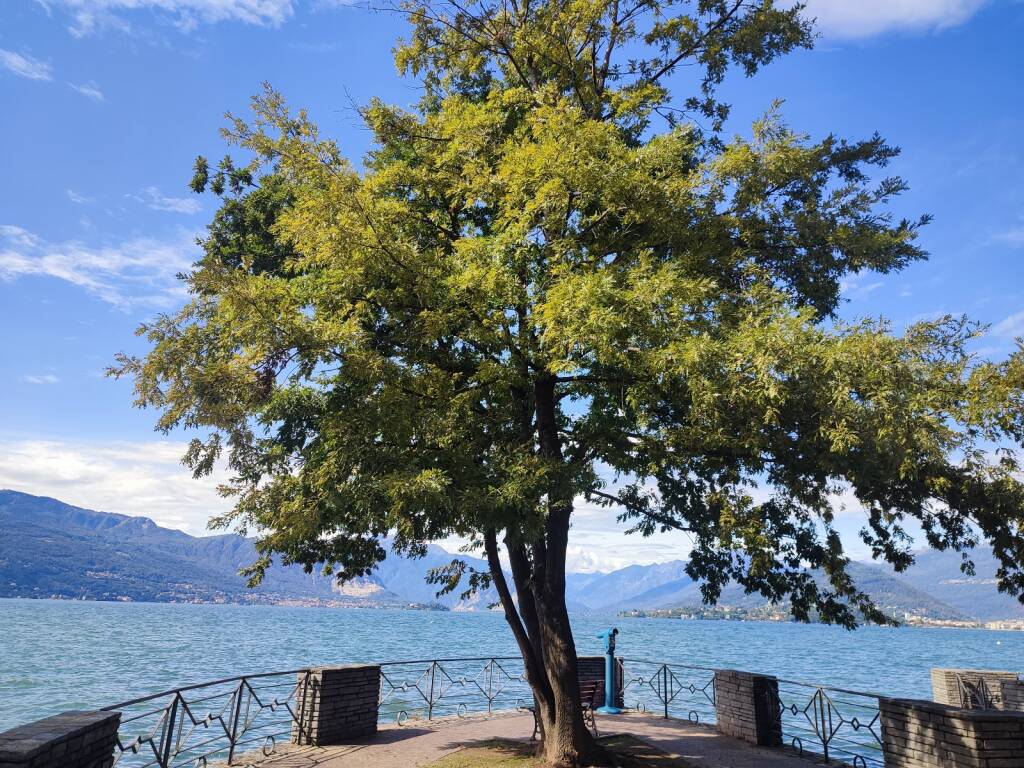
[98,654,886,768]
[619,658,717,725]
[773,678,885,768]
[619,658,883,768]
[378,656,529,723]
[102,657,532,767]
[103,669,310,768]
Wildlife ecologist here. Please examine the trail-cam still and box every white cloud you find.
[992,310,1024,339]
[69,80,105,101]
[0,224,196,309]
[994,227,1024,247]
[0,49,54,81]
[67,189,95,204]
[840,273,884,299]
[803,0,986,39]
[21,374,60,385]
[46,0,295,35]
[0,437,231,535]
[144,186,201,214]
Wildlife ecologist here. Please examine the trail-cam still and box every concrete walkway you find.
[242,711,818,768]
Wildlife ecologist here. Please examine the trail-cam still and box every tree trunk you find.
[534,585,607,767]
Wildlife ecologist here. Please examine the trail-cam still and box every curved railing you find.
[102,669,311,767]
[99,654,885,767]
[101,657,531,768]
[619,658,884,768]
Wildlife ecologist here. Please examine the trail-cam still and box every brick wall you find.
[577,656,623,708]
[1003,681,1024,713]
[713,670,782,747]
[880,697,1024,768]
[931,668,1020,710]
[0,711,120,768]
[292,664,381,746]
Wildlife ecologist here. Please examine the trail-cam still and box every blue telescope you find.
[595,627,622,714]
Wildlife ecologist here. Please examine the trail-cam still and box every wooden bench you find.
[524,680,604,740]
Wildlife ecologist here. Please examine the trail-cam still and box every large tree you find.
[114,1,1024,765]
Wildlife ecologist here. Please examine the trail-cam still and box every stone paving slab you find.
[242,711,820,768]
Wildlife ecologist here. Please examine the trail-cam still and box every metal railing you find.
[618,658,883,768]
[619,658,717,724]
[99,654,887,768]
[378,656,529,723]
[102,657,533,767]
[773,678,884,768]
[103,669,311,768]
[955,673,996,709]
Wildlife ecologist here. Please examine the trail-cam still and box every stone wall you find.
[1002,680,1024,713]
[577,656,623,708]
[713,669,782,747]
[880,697,1024,768]
[0,711,121,768]
[931,668,1021,710]
[292,664,381,746]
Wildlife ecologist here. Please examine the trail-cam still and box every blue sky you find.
[0,0,1022,571]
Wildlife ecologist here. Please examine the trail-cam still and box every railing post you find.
[662,665,669,719]
[226,677,246,765]
[487,660,494,715]
[427,661,437,720]
[816,689,830,763]
[159,693,180,768]
[290,665,380,746]
[713,670,783,748]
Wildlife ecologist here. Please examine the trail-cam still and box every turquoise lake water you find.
[1,598,1022,731]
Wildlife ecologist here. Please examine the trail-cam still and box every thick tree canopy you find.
[114,1,1024,763]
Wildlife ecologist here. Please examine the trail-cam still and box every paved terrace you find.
[244,711,816,768]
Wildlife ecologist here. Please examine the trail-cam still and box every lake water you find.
[1,598,1022,732]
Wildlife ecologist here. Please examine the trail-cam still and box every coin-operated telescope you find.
[595,628,622,714]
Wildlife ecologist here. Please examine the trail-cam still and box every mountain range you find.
[2,489,1022,622]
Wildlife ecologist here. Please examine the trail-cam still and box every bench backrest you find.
[579,680,604,708]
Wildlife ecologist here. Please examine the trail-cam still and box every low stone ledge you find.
[0,711,121,768]
[880,697,1024,768]
[1002,681,1024,714]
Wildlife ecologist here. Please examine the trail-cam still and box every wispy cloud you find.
[0,224,197,309]
[69,80,104,100]
[21,374,60,385]
[67,189,95,204]
[0,49,54,81]
[992,310,1024,340]
[994,227,1024,247]
[46,0,295,36]
[803,0,986,39]
[840,272,885,300]
[143,186,201,214]
[0,437,231,535]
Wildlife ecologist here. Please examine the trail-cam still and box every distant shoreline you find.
[619,607,1024,632]
[3,595,1023,633]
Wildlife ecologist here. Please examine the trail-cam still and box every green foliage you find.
[112,0,1024,630]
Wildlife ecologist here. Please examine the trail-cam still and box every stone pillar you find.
[0,711,121,768]
[292,664,381,746]
[880,697,1024,768]
[578,656,623,708]
[713,670,782,747]
[1002,680,1024,713]
[931,668,1020,709]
